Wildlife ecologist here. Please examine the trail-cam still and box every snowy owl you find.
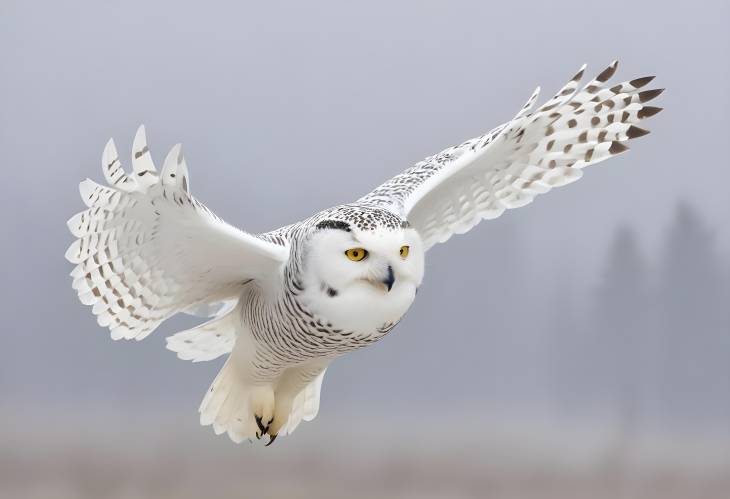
[66,61,662,445]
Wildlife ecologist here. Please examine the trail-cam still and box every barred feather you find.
[66,125,287,341]
[361,61,663,249]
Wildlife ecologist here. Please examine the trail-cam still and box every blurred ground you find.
[3,409,729,499]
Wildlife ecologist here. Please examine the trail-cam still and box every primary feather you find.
[360,61,662,250]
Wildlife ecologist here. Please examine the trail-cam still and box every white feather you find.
[65,127,288,341]
[361,61,662,251]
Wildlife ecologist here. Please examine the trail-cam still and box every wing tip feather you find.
[626,125,651,139]
[638,106,663,119]
[573,63,587,81]
[595,60,619,82]
[638,88,665,103]
[609,141,630,155]
[630,75,655,88]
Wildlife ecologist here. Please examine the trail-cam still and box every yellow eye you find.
[345,248,368,261]
[400,245,410,258]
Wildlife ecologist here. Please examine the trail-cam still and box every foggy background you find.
[2,1,728,498]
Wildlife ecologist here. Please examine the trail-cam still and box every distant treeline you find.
[546,202,729,429]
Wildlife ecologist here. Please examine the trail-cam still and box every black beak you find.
[383,265,395,292]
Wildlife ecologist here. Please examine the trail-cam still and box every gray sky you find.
[1,0,728,425]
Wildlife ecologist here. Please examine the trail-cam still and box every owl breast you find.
[297,279,418,348]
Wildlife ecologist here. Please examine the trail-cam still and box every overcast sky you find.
[1,1,728,427]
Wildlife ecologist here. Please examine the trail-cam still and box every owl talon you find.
[255,415,269,434]
[265,434,278,447]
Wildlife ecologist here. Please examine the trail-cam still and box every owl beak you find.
[382,265,395,292]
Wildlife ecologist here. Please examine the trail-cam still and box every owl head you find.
[299,206,424,333]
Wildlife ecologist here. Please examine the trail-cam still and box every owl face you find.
[300,219,424,333]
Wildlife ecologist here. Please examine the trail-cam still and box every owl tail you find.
[198,359,327,444]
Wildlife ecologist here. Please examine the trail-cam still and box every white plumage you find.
[66,62,662,445]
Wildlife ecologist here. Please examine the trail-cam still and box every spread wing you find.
[65,126,288,340]
[360,61,663,250]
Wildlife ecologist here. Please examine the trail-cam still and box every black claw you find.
[255,431,261,440]
[265,434,278,447]
[255,415,267,434]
